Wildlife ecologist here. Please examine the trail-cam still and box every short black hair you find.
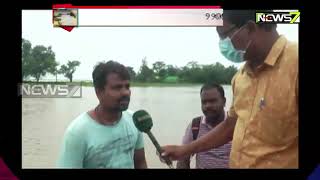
[92,60,130,90]
[223,10,276,31]
[200,82,225,99]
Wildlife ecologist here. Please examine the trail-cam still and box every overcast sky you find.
[22,10,299,81]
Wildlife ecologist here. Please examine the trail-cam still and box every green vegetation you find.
[59,60,81,82]
[22,38,80,82]
[131,58,238,85]
[22,39,238,85]
[22,81,201,87]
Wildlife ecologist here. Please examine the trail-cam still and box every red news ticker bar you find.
[53,4,221,9]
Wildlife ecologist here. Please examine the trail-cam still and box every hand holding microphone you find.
[133,110,174,169]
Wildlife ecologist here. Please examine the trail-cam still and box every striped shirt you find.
[182,112,232,169]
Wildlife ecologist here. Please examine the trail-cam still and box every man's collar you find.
[264,35,287,66]
[241,35,287,75]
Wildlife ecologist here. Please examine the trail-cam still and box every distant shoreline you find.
[22,81,230,87]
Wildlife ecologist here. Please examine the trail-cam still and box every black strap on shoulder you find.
[191,116,202,140]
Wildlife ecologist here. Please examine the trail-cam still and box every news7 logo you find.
[256,11,300,24]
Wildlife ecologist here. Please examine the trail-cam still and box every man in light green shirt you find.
[57,61,147,168]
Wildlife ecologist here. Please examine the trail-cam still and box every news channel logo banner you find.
[53,8,79,27]
[52,5,223,28]
[19,82,82,98]
[256,10,300,24]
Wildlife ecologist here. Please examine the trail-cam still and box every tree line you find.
[22,38,238,85]
[127,57,238,85]
[22,38,80,82]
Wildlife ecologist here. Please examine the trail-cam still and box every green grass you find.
[79,81,93,87]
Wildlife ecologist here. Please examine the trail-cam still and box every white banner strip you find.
[76,9,223,26]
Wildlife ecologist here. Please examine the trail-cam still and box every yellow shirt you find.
[228,35,298,168]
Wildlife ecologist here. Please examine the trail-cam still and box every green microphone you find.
[133,110,174,169]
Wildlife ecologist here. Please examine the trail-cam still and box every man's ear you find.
[95,88,102,100]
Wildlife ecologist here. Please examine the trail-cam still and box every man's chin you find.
[119,105,129,111]
[110,105,128,112]
[205,115,218,120]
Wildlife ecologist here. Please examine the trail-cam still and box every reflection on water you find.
[22,85,232,168]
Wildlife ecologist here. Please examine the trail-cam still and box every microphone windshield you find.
[132,110,153,132]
